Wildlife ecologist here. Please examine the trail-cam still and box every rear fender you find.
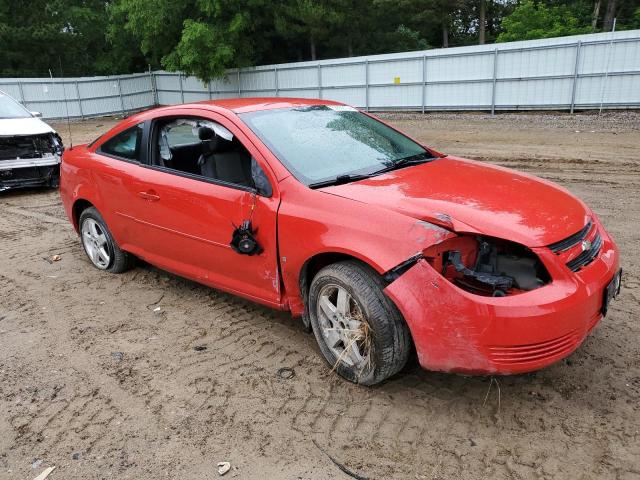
[69,183,103,231]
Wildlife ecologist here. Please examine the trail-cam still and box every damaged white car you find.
[0,90,64,192]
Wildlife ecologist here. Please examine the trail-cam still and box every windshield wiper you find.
[370,152,434,175]
[308,152,435,189]
[308,173,374,189]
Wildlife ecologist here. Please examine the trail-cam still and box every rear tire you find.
[308,260,411,385]
[79,207,134,273]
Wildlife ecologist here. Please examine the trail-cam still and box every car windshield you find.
[0,92,32,119]
[240,105,430,186]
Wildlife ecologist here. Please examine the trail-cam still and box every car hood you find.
[0,117,55,136]
[321,156,589,248]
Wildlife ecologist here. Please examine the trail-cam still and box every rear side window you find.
[99,124,143,161]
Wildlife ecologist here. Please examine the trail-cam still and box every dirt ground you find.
[1,111,639,480]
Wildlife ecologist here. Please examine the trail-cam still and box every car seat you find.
[197,127,252,187]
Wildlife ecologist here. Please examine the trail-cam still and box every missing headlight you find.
[424,236,550,296]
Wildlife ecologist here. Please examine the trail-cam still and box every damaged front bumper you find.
[0,158,61,192]
[384,227,620,375]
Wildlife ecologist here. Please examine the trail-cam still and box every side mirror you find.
[31,111,43,118]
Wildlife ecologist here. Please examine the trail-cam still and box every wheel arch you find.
[299,251,383,299]
[293,249,392,326]
[71,198,95,232]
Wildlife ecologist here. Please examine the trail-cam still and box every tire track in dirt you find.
[0,202,621,478]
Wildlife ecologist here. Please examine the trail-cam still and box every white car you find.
[0,90,64,192]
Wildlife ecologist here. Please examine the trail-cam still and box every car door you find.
[127,111,282,307]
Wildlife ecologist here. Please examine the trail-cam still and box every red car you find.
[60,98,621,385]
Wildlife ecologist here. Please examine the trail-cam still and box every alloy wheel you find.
[81,218,111,269]
[316,284,371,370]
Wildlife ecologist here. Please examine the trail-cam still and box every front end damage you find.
[0,133,63,192]
[383,221,620,375]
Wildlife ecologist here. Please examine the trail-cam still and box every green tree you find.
[108,0,195,69]
[110,0,278,81]
[633,6,640,27]
[455,0,517,45]
[1,0,105,76]
[275,0,343,60]
[497,0,593,42]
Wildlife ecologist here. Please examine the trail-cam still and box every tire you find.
[79,207,134,273]
[308,260,411,386]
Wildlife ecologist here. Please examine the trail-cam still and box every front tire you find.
[79,207,134,273]
[308,261,411,385]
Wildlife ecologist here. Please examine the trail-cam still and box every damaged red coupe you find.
[60,98,621,385]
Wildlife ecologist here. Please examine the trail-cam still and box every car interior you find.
[150,118,271,195]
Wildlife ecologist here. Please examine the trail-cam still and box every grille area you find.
[488,331,578,366]
[0,134,56,161]
[547,219,602,272]
[548,220,592,253]
[566,232,603,272]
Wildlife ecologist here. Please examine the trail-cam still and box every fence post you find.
[207,79,212,100]
[491,48,499,115]
[17,80,25,104]
[178,74,184,103]
[317,64,322,99]
[570,41,582,114]
[365,59,370,112]
[117,78,125,116]
[148,67,158,106]
[422,55,427,114]
[599,19,616,114]
[75,81,84,119]
[274,66,279,97]
[237,69,241,97]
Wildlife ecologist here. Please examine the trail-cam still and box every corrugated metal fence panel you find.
[428,52,493,81]
[0,74,157,119]
[574,37,640,107]
[120,74,155,111]
[241,69,276,92]
[77,78,121,117]
[278,67,317,89]
[0,82,22,101]
[1,30,639,118]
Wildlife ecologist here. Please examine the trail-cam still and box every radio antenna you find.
[58,56,73,149]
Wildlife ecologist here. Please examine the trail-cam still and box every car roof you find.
[129,97,345,122]
[195,97,345,113]
[90,97,349,150]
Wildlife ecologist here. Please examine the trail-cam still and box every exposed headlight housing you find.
[423,235,551,297]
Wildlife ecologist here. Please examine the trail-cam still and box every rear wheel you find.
[79,207,134,273]
[308,260,411,385]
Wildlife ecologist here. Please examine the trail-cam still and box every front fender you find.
[277,177,456,315]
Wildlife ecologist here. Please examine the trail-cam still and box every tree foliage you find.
[0,0,131,77]
[497,0,593,42]
[1,0,638,80]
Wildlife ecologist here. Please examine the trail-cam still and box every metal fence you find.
[2,29,639,120]
[0,72,155,120]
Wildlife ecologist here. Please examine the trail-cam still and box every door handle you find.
[138,190,160,202]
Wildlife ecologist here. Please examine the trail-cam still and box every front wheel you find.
[308,261,411,385]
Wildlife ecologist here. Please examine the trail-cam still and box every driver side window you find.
[152,117,272,196]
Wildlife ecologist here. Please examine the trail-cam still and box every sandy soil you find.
[1,112,639,480]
